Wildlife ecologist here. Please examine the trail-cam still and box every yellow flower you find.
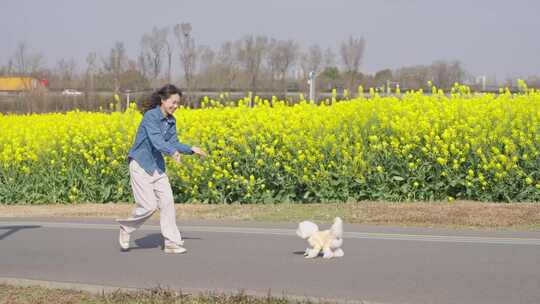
[437,157,447,165]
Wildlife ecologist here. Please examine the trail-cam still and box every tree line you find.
[2,23,537,98]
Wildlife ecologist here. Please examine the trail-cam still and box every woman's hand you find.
[191,147,208,157]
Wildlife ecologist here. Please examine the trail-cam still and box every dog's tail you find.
[330,217,343,239]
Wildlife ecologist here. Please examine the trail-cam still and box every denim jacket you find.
[128,106,193,175]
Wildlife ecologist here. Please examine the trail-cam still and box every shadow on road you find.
[132,233,202,250]
[0,225,41,240]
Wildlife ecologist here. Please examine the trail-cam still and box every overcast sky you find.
[1,0,539,81]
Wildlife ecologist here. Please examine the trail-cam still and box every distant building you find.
[0,76,49,92]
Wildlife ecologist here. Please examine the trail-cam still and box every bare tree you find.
[431,61,450,89]
[0,59,12,76]
[138,52,151,81]
[164,29,173,83]
[13,42,44,76]
[302,44,323,75]
[340,36,366,90]
[102,41,127,93]
[237,35,268,97]
[431,60,466,89]
[323,47,337,68]
[13,42,28,75]
[9,42,46,112]
[214,40,240,90]
[141,27,168,85]
[198,46,215,74]
[198,46,217,89]
[86,52,98,93]
[373,69,393,87]
[299,44,323,92]
[56,59,77,89]
[267,39,299,96]
[174,22,197,93]
[448,61,466,86]
[6,59,15,75]
[394,65,432,90]
[267,39,281,90]
[121,59,150,92]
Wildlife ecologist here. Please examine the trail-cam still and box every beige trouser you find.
[116,159,183,247]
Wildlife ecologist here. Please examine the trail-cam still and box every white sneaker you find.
[118,228,130,251]
[163,243,187,254]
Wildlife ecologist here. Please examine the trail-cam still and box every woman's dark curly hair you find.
[141,84,182,113]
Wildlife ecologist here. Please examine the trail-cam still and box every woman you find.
[117,84,206,253]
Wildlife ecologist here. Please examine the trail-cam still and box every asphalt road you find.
[1,218,539,304]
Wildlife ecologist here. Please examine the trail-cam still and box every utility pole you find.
[125,89,131,110]
[386,80,400,95]
[308,71,316,102]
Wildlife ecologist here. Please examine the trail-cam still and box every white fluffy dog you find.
[296,217,344,259]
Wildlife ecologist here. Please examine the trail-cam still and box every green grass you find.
[2,201,540,230]
[0,284,321,304]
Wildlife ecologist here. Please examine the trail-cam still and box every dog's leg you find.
[322,247,334,259]
[333,248,344,257]
[305,248,320,259]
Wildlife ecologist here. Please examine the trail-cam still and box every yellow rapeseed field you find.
[1,85,539,203]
